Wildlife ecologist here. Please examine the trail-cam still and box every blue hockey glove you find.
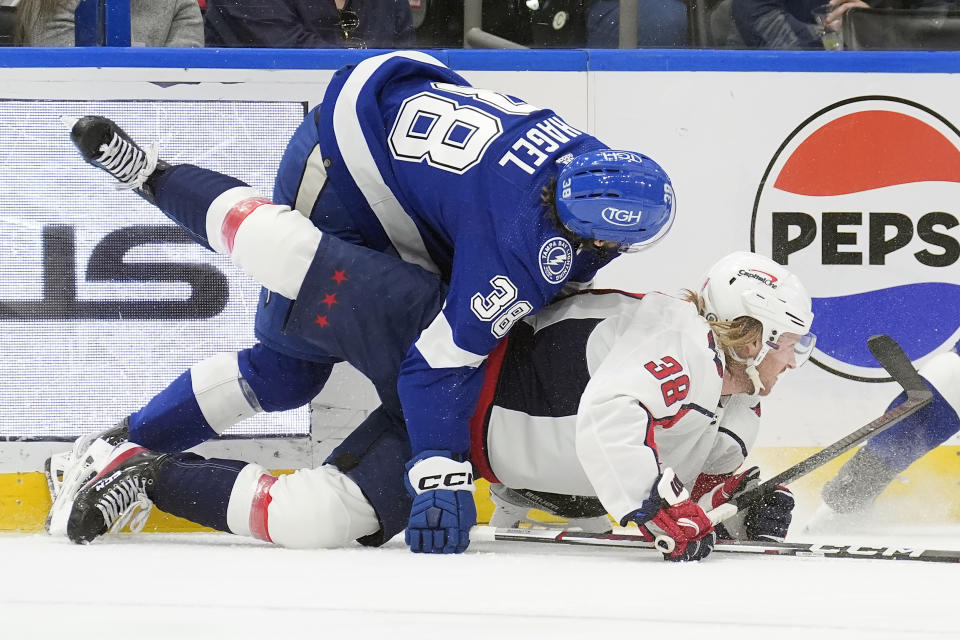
[405,451,477,554]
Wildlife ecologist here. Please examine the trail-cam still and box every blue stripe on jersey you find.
[685,403,716,419]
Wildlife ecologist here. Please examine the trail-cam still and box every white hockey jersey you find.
[469,289,761,524]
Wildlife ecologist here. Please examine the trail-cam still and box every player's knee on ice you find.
[228,463,379,548]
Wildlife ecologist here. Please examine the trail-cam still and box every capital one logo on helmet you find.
[752,96,960,381]
[738,269,779,289]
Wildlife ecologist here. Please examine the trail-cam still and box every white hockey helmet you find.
[700,251,815,392]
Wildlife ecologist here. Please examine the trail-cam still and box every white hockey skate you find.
[65,442,163,544]
[45,420,130,536]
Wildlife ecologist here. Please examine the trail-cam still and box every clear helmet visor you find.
[762,331,817,368]
[613,209,676,253]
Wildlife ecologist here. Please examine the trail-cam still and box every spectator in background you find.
[14,0,203,47]
[586,0,688,48]
[730,0,861,47]
[204,0,414,49]
[730,0,953,49]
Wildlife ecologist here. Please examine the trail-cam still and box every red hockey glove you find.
[625,468,716,562]
[694,466,795,542]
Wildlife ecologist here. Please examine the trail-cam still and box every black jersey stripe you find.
[718,426,748,458]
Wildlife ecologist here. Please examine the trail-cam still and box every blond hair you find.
[682,289,763,374]
[14,0,66,46]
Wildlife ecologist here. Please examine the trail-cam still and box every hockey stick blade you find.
[475,526,960,564]
[867,334,929,398]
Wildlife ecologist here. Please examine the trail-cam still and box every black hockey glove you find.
[695,466,795,542]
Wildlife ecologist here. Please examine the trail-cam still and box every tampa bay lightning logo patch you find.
[539,237,573,284]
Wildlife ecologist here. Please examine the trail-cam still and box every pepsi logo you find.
[752,96,960,381]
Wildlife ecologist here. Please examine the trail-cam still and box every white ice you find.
[2,520,958,640]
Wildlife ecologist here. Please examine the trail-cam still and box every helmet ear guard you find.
[554,150,675,253]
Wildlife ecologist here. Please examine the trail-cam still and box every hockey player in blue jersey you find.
[50,51,676,554]
[53,248,808,563]
[821,340,960,513]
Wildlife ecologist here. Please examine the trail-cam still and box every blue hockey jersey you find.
[309,51,614,456]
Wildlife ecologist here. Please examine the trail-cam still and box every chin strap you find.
[743,362,764,397]
[730,346,771,398]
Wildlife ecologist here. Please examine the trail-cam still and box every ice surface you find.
[2,521,958,640]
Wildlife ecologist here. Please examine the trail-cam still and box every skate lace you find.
[96,133,158,191]
[97,476,153,535]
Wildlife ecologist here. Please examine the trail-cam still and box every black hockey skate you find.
[46,418,131,535]
[67,442,166,544]
[821,447,900,513]
[66,115,169,203]
[488,484,612,533]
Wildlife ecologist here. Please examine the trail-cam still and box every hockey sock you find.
[149,453,248,533]
[151,164,248,250]
[128,371,218,453]
[128,349,266,453]
[129,348,331,453]
[238,344,333,411]
[152,164,323,298]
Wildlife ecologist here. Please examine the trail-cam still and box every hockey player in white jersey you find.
[53,249,813,562]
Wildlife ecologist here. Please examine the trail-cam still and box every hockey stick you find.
[474,526,960,564]
[655,334,934,553]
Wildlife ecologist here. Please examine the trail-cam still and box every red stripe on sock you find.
[249,473,279,543]
[221,197,272,253]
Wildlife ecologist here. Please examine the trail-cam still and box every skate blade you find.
[45,440,115,536]
[45,452,72,499]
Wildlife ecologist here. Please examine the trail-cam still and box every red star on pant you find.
[314,314,329,327]
[331,270,348,285]
[322,292,338,308]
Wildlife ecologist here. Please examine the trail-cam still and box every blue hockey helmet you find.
[555,150,675,253]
